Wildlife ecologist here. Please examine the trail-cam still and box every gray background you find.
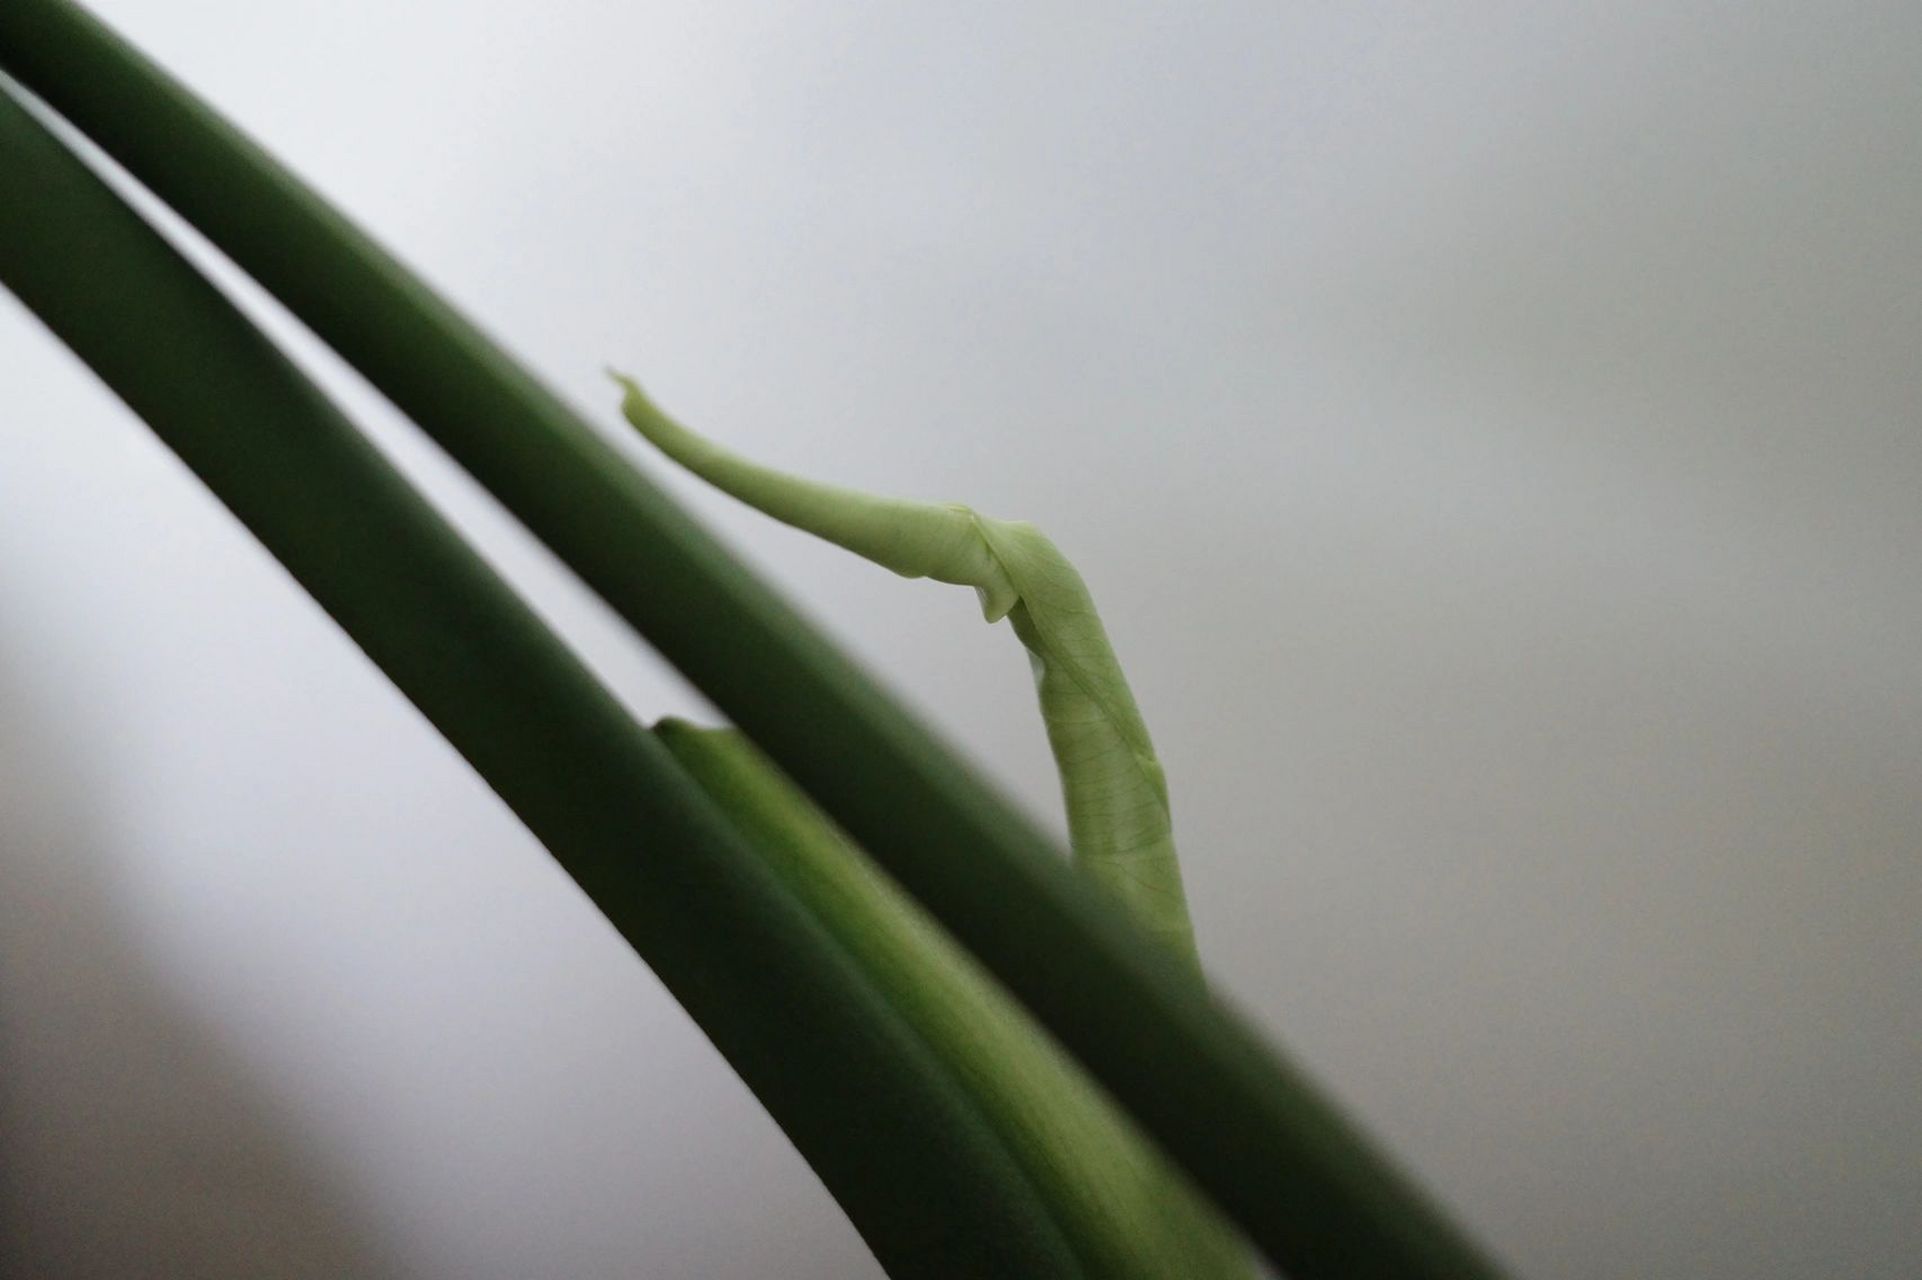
[3,1,1918,1276]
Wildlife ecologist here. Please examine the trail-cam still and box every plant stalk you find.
[0,83,1084,1280]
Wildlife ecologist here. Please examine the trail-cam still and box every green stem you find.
[0,83,1082,1280]
[0,7,1511,1275]
[659,722,1250,1280]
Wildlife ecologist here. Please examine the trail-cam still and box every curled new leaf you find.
[616,376,1198,965]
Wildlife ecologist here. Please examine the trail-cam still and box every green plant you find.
[621,382,1244,1275]
[0,2,1509,1276]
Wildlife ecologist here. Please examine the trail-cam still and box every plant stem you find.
[0,83,1084,1280]
[659,722,1251,1280]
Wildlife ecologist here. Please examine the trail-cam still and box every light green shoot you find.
[614,375,1199,968]
[619,376,1248,1275]
[655,722,1249,1280]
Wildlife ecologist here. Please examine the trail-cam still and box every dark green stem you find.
[0,83,1082,1280]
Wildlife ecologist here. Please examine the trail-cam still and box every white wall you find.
[2,2,1918,1276]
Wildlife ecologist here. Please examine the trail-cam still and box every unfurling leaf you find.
[616,375,1199,966]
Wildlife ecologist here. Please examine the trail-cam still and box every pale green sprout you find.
[614,375,1199,966]
[654,723,1246,1280]
[617,376,1245,1278]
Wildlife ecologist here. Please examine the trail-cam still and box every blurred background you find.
[2,1,1918,1275]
